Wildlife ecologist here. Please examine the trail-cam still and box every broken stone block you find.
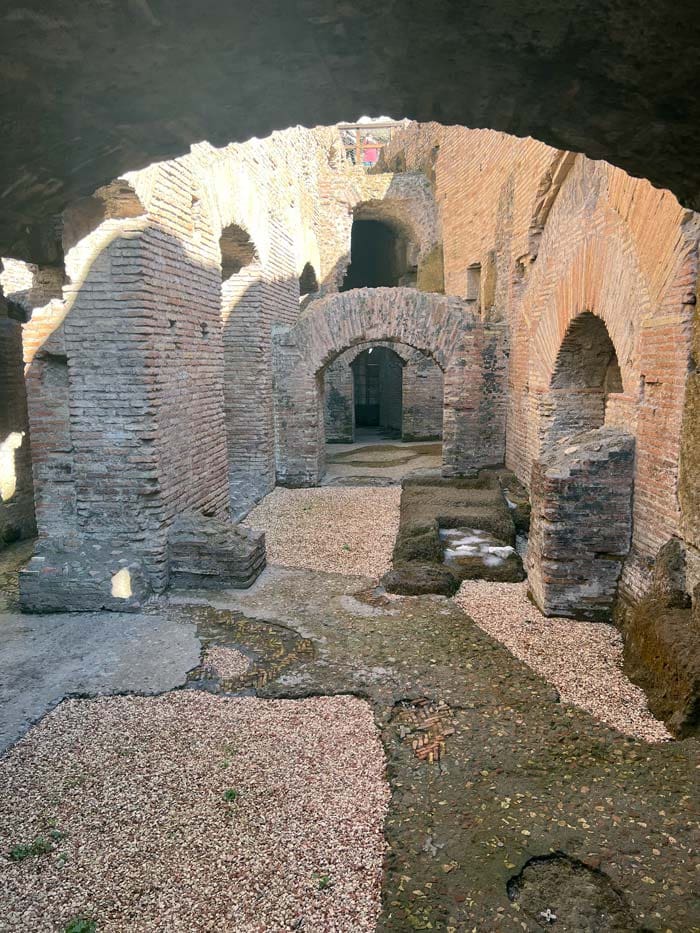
[527,428,635,621]
[168,511,265,589]
[381,561,460,596]
[19,538,150,612]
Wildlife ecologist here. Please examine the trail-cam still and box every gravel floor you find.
[0,692,389,933]
[202,646,250,681]
[245,487,401,579]
[454,580,672,743]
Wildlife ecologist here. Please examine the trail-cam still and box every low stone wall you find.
[381,470,523,596]
[169,512,265,589]
[527,428,635,621]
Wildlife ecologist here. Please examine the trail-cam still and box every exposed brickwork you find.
[6,124,444,609]
[0,313,35,545]
[0,258,64,550]
[273,288,507,484]
[4,117,699,631]
[381,122,700,600]
[168,512,265,589]
[527,429,635,621]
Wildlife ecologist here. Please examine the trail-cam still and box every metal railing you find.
[337,121,401,167]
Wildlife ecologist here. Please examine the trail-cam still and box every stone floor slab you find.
[0,610,200,753]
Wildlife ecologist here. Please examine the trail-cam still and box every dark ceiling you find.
[1,0,699,259]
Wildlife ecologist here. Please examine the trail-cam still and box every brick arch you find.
[351,198,426,262]
[272,287,507,484]
[525,229,648,464]
[541,311,626,448]
[526,151,578,260]
[342,339,428,368]
[528,236,644,395]
[300,288,472,375]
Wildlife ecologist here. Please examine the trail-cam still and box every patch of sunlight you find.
[111,567,132,599]
[0,432,24,501]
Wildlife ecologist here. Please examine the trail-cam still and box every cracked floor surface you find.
[1,539,698,931]
[173,567,700,933]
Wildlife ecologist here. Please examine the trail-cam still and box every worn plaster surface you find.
[0,542,200,753]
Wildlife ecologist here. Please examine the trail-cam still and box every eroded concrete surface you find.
[0,542,200,753]
[165,566,700,933]
[1,539,699,932]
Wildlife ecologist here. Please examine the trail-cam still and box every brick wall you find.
[0,259,64,550]
[381,122,700,598]
[273,288,506,483]
[0,313,36,545]
[402,352,444,441]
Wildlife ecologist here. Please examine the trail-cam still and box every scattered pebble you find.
[202,646,250,681]
[0,692,389,932]
[454,580,672,743]
[245,486,401,579]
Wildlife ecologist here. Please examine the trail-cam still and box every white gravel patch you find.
[0,692,389,932]
[455,580,672,743]
[245,486,401,579]
[202,646,250,681]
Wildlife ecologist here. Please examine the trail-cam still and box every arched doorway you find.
[543,311,625,448]
[323,340,444,444]
[528,312,635,621]
[351,346,403,437]
[273,288,506,485]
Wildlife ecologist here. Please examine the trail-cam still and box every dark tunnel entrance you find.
[351,346,403,434]
[340,219,410,290]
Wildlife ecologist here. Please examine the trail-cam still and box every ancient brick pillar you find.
[527,428,635,621]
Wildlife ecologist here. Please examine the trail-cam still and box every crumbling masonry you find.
[1,119,699,733]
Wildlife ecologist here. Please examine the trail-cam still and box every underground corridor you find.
[1,26,699,932]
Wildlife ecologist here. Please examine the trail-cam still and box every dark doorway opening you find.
[351,346,403,435]
[341,219,408,290]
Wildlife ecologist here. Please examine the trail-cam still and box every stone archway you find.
[272,287,507,484]
[527,312,635,621]
[323,338,444,443]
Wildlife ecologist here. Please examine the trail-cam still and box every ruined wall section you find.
[1,259,65,549]
[0,309,35,545]
[133,159,231,550]
[16,163,238,607]
[316,164,441,295]
[175,128,349,514]
[381,122,699,599]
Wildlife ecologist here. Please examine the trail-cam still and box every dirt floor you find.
[1,486,699,932]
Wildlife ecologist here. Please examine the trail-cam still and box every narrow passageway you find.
[1,106,699,933]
